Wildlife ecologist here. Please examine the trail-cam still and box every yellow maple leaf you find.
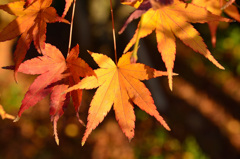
[122,0,230,90]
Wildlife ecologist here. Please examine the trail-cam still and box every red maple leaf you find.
[0,0,69,77]
[5,44,94,145]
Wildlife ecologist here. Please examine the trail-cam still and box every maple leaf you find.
[0,0,69,77]
[192,0,240,47]
[66,51,171,146]
[120,0,230,90]
[6,43,94,145]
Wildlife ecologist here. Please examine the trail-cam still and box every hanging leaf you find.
[4,44,94,145]
[66,51,172,145]
[192,0,239,47]
[120,0,230,90]
[0,0,69,77]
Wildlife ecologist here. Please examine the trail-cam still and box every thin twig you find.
[110,0,118,64]
[67,0,76,57]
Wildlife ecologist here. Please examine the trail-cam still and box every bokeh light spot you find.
[65,123,79,138]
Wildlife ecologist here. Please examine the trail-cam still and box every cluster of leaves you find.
[0,0,239,145]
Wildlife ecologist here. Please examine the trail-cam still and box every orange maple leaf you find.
[6,43,94,145]
[0,0,69,76]
[121,0,230,90]
[192,0,240,47]
[66,51,171,146]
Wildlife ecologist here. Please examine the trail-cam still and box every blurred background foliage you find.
[0,0,240,158]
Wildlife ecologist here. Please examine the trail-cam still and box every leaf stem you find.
[110,0,118,64]
[67,0,76,57]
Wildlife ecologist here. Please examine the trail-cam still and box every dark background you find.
[0,0,240,158]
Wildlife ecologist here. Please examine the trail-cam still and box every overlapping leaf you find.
[120,0,230,90]
[0,0,69,76]
[66,51,171,145]
[192,0,240,47]
[6,43,94,145]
